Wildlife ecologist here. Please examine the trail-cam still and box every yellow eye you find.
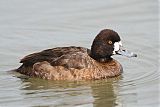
[108,40,113,45]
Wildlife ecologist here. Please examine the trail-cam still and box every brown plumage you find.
[17,29,136,80]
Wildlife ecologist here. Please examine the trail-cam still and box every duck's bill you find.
[116,49,137,58]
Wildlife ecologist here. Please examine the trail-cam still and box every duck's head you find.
[91,29,137,61]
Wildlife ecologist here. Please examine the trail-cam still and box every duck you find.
[17,29,137,80]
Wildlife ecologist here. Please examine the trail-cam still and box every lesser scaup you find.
[17,29,137,80]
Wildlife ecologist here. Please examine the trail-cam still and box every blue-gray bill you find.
[116,49,137,58]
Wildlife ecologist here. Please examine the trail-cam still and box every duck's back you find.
[17,46,122,80]
[20,46,87,65]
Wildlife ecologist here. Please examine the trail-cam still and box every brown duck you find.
[17,29,137,80]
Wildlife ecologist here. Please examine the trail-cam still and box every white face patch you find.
[113,41,122,54]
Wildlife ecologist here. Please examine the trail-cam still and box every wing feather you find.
[20,46,87,66]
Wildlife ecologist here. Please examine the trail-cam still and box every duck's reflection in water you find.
[90,77,122,107]
[18,74,122,107]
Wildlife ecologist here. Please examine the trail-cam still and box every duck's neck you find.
[87,49,113,63]
[98,57,113,62]
[91,55,113,63]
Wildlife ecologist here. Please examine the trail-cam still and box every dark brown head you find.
[91,29,137,61]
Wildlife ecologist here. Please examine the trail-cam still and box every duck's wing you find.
[20,46,87,66]
[50,50,91,69]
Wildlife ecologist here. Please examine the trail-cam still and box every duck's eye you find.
[108,40,113,45]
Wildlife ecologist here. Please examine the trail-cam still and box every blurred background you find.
[0,0,159,107]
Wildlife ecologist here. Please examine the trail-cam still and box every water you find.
[0,0,159,107]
